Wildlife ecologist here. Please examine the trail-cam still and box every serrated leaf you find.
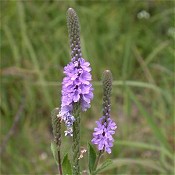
[88,143,97,173]
[62,154,72,175]
[95,159,112,174]
[50,141,58,165]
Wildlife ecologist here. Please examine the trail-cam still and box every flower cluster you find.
[92,116,117,154]
[92,70,117,153]
[60,57,93,136]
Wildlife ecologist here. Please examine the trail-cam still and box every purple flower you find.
[61,57,93,111]
[60,57,93,136]
[91,116,117,154]
[61,112,75,127]
[64,127,73,137]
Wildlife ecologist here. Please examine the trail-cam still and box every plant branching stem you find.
[58,150,63,175]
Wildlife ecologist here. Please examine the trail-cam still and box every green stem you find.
[93,150,103,174]
[57,150,63,175]
[72,103,81,175]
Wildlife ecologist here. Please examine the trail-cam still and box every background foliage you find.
[1,0,174,174]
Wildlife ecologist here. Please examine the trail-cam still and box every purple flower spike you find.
[92,116,117,154]
[60,8,93,136]
[60,54,93,138]
[60,57,93,114]
[92,70,117,153]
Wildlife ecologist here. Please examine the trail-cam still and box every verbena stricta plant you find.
[91,70,117,173]
[51,8,117,175]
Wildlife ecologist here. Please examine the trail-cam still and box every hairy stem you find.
[72,103,81,175]
[58,150,62,175]
[93,150,103,174]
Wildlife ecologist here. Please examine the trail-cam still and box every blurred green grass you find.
[0,0,174,174]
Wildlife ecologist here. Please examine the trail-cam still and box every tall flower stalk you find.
[51,108,62,175]
[51,8,118,175]
[59,8,93,174]
[92,70,117,171]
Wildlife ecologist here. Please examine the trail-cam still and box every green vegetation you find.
[1,1,174,174]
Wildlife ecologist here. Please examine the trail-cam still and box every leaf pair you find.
[88,143,112,174]
[51,142,72,174]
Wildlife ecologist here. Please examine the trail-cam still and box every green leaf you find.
[62,154,72,175]
[50,141,58,165]
[88,143,97,173]
[95,159,112,174]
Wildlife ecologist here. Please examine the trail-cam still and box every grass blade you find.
[97,158,166,173]
[128,88,171,152]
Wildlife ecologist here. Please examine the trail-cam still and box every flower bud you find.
[67,8,81,60]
